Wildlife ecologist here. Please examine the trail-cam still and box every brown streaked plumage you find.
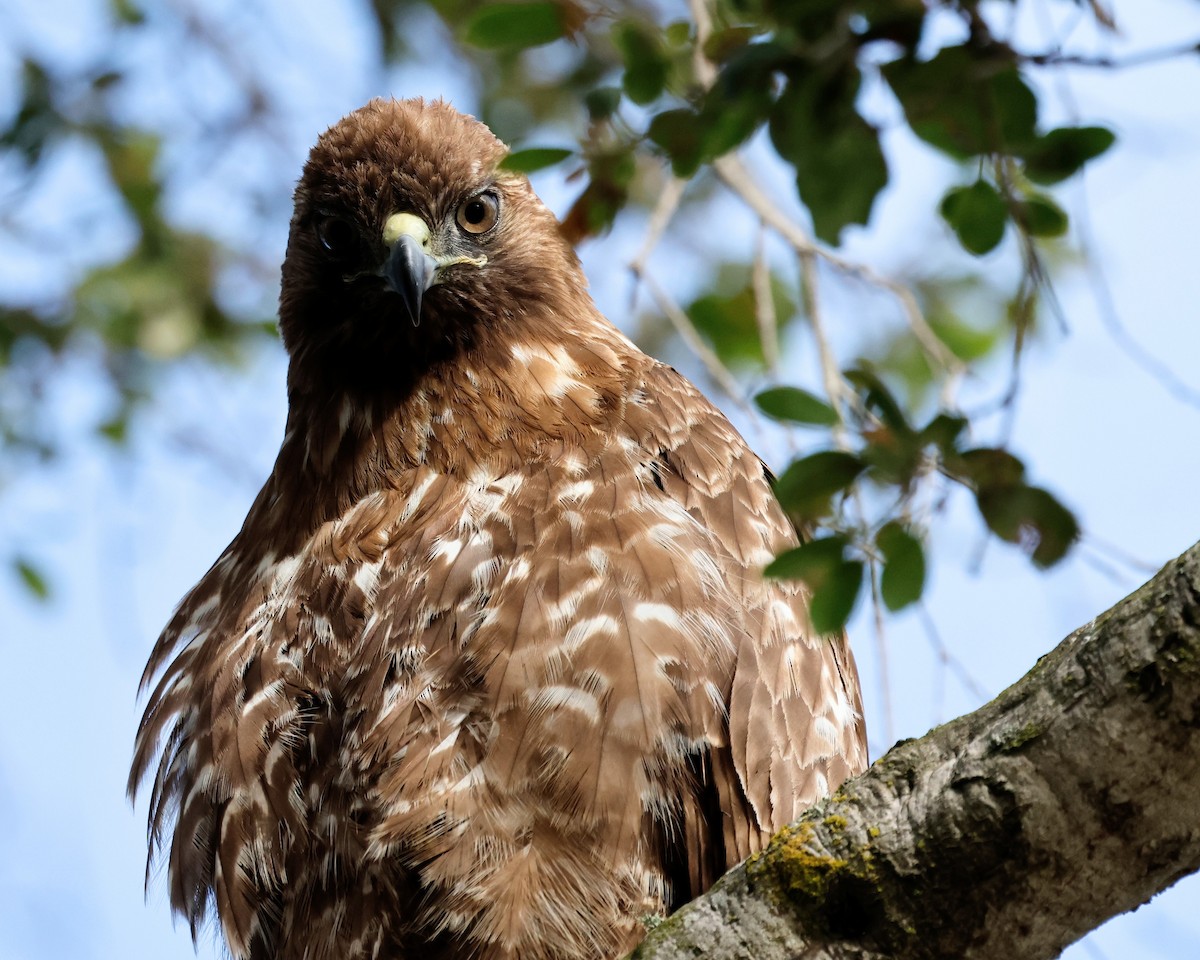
[130,97,867,960]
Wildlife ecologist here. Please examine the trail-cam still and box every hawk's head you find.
[279,98,585,394]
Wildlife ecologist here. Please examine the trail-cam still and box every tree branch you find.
[1022,40,1200,70]
[641,273,752,417]
[711,154,966,397]
[633,541,1200,960]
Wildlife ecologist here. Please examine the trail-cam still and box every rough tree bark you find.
[633,541,1200,960]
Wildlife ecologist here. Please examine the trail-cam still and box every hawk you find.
[130,98,867,960]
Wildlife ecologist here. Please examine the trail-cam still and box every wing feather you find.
[130,354,866,960]
[633,361,868,856]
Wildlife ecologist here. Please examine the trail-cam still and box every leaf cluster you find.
[456,2,1113,249]
[0,0,1135,602]
[758,368,1077,630]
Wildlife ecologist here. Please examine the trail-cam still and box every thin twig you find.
[1075,544,1133,586]
[1022,39,1200,70]
[687,0,717,87]
[1028,0,1090,59]
[629,6,756,436]
[896,281,966,411]
[1080,532,1162,577]
[1022,11,1200,410]
[1074,177,1200,408]
[866,543,895,745]
[797,248,850,433]
[1084,0,1118,32]
[643,272,752,416]
[628,176,687,285]
[751,223,780,376]
[713,155,966,388]
[918,604,990,704]
[689,0,962,407]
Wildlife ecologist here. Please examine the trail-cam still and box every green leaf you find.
[990,69,1039,147]
[940,181,1008,255]
[773,451,866,518]
[647,44,783,177]
[684,266,796,368]
[694,42,785,159]
[768,0,847,40]
[810,560,864,633]
[110,0,144,24]
[98,414,129,443]
[14,557,50,601]
[558,148,637,241]
[844,365,928,484]
[765,535,848,580]
[613,19,668,105]
[928,312,1003,363]
[766,536,866,630]
[770,70,887,244]
[500,147,574,173]
[696,83,772,161]
[845,367,912,436]
[975,484,1079,568]
[884,46,1038,158]
[876,522,926,611]
[1019,194,1069,238]
[754,386,837,426]
[584,86,622,121]
[918,413,968,453]
[101,133,163,234]
[955,447,1027,487]
[647,108,705,178]
[1,60,61,166]
[91,70,123,92]
[664,19,691,47]
[464,2,564,49]
[852,1,924,47]
[703,25,759,62]
[1022,126,1116,184]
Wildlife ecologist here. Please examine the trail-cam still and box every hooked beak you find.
[379,212,489,327]
[381,213,439,327]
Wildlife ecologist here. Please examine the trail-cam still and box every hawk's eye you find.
[456,192,499,235]
[315,215,358,261]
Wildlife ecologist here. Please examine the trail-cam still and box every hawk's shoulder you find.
[620,357,868,833]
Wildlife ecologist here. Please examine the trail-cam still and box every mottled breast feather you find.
[130,97,867,960]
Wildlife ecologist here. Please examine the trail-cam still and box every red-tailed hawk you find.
[130,98,867,960]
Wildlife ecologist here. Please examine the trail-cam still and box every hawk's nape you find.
[129,98,867,960]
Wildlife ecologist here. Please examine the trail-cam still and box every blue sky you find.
[2,1,1199,958]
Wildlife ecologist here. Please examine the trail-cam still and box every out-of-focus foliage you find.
[1,0,1155,619]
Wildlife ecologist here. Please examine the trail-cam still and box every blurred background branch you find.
[9,0,1192,618]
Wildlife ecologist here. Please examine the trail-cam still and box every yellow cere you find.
[382,211,487,270]
[383,212,431,247]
